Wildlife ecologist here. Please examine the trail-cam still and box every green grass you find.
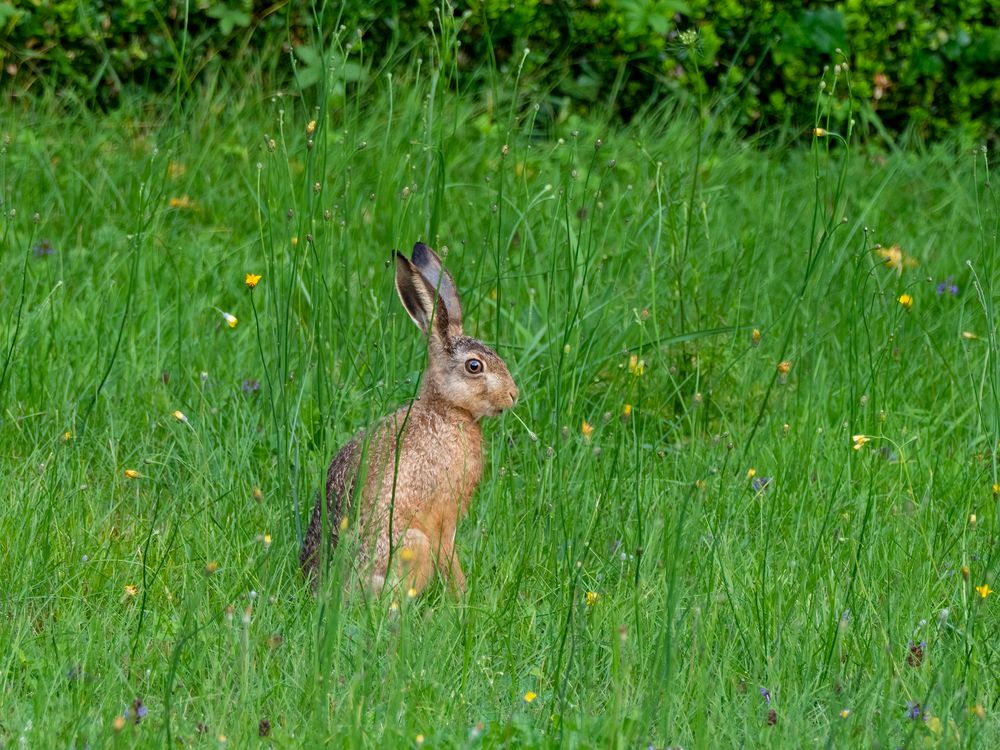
[1,39,998,749]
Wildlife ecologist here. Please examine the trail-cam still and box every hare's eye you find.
[465,358,483,374]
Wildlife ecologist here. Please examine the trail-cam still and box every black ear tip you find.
[412,242,435,263]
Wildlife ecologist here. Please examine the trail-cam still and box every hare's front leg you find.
[399,528,435,596]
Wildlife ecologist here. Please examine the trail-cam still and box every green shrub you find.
[1,1,997,140]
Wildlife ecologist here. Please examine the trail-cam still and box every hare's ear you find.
[411,242,463,337]
[395,252,451,343]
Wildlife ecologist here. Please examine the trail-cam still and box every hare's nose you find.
[508,387,519,406]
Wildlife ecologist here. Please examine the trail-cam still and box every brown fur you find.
[300,244,517,596]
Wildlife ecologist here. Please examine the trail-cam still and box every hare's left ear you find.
[411,243,463,337]
[395,251,451,345]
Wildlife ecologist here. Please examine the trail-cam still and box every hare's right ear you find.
[395,252,451,344]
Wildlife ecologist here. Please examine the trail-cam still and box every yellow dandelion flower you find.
[524,691,538,703]
[962,331,978,340]
[172,409,188,423]
[746,467,757,479]
[62,431,73,442]
[897,293,913,309]
[751,328,761,347]
[263,534,272,549]
[112,715,126,732]
[407,587,418,599]
[252,486,264,501]
[813,127,828,137]
[291,236,299,247]
[245,273,262,289]
[124,584,138,597]
[628,354,646,376]
[975,584,993,599]
[969,513,977,527]
[205,560,219,575]
[306,119,317,135]
[581,420,594,441]
[222,312,238,328]
[622,403,632,418]
[777,360,791,375]
[586,591,599,607]
[399,547,415,562]
[339,516,349,531]
[961,565,970,580]
[839,709,850,718]
[993,483,999,496]
[852,434,869,451]
[124,469,140,479]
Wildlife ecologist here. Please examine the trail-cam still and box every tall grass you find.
[0,16,997,749]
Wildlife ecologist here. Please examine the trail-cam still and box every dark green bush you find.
[2,0,996,141]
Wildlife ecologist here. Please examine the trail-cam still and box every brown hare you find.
[300,242,518,596]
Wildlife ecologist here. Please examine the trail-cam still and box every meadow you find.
[1,39,998,749]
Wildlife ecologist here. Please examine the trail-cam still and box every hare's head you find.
[395,243,518,420]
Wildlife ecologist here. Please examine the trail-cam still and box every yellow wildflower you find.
[628,354,646,376]
[622,403,632,418]
[62,431,73,442]
[222,312,238,328]
[112,716,126,732]
[897,293,913,309]
[777,360,791,376]
[172,409,188,423]
[746,467,757,479]
[245,273,262,289]
[124,469,140,479]
[586,591,599,607]
[581,421,594,441]
[167,161,186,179]
[839,709,850,718]
[263,534,272,549]
[291,236,299,247]
[961,565,970,580]
[168,195,194,209]
[961,331,978,340]
[813,127,827,137]
[252,486,264,501]
[993,483,999,496]
[407,587,418,599]
[852,434,869,451]
[971,704,985,720]
[205,561,219,575]
[751,328,761,347]
[415,735,424,746]
[306,119,317,135]
[876,244,918,275]
[524,691,537,703]
[339,516,349,531]
[975,584,993,599]
[124,584,138,597]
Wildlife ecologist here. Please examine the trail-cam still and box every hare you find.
[300,242,518,596]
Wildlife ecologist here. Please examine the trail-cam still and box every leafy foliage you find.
[2,1,997,138]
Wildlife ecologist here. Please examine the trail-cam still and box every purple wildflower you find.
[759,687,771,704]
[124,697,148,724]
[751,476,772,493]
[242,378,260,394]
[905,701,922,720]
[32,239,55,257]
[936,277,958,296]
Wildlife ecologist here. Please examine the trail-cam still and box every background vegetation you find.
[2,1,999,141]
[1,2,999,749]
